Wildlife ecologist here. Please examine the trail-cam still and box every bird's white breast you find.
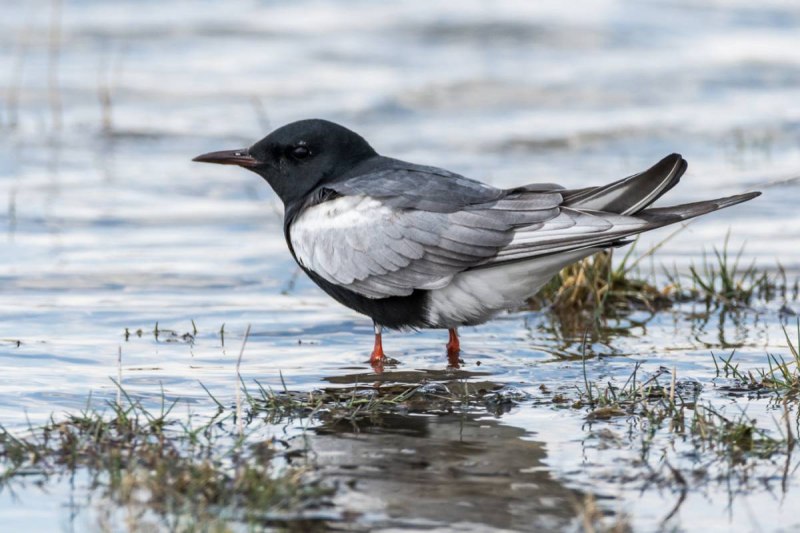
[289,195,392,271]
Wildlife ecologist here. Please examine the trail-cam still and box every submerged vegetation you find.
[248,377,524,427]
[571,360,794,467]
[711,321,800,397]
[0,373,528,530]
[0,390,332,530]
[3,322,799,530]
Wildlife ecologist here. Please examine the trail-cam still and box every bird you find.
[193,119,760,369]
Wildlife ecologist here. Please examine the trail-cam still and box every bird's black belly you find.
[304,269,430,329]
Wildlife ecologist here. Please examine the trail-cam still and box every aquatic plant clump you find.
[553,351,800,510]
[0,376,528,530]
[0,393,332,530]
[533,248,670,314]
[712,321,800,397]
[246,373,526,427]
[534,235,792,317]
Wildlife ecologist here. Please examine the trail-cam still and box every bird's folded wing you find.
[288,191,562,299]
[486,208,648,264]
[327,161,509,212]
[481,192,760,267]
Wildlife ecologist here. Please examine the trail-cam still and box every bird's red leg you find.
[446,328,460,368]
[369,323,385,370]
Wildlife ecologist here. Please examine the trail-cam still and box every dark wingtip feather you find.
[718,190,761,206]
[656,155,687,199]
[639,191,761,224]
[562,153,688,215]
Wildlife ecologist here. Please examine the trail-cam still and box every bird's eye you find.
[290,144,311,160]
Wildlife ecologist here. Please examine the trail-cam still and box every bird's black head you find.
[193,119,377,206]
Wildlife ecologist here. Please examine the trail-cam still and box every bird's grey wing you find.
[288,190,562,299]
[326,159,510,212]
[480,192,759,267]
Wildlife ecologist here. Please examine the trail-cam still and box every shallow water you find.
[2,0,800,531]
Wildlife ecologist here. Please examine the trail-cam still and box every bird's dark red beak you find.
[192,149,258,168]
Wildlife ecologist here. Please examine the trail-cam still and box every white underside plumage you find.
[424,248,593,328]
[290,196,392,276]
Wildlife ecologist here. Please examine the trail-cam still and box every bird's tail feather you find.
[562,153,687,215]
[475,191,761,268]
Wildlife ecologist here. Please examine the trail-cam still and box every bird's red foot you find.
[446,328,461,368]
[369,328,385,373]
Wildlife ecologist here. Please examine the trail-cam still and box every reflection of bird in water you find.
[195,119,759,370]
[305,410,583,531]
